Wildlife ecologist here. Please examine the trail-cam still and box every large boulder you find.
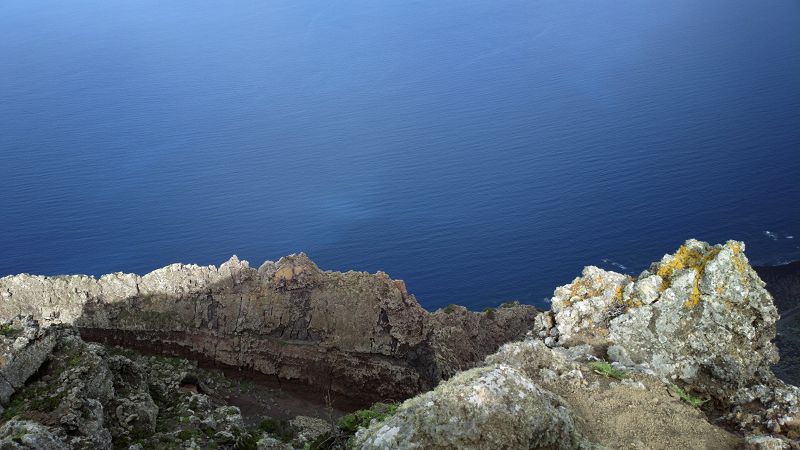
[539,239,799,439]
[542,240,780,400]
[352,364,586,450]
[608,240,779,401]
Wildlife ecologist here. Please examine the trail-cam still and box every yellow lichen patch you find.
[612,285,624,303]
[626,296,643,308]
[728,242,749,274]
[686,279,703,308]
[685,248,721,309]
[654,243,721,308]
[567,278,602,303]
[655,243,722,309]
[656,244,707,289]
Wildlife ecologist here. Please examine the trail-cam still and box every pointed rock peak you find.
[219,255,250,272]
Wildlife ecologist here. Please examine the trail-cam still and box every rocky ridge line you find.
[0,254,537,403]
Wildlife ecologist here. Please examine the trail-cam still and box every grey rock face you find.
[428,303,539,379]
[0,317,58,405]
[352,363,586,450]
[0,419,68,449]
[541,239,799,440]
[607,240,779,400]
[0,254,537,401]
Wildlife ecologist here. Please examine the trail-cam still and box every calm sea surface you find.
[1,0,799,310]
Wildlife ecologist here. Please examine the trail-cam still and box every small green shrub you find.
[338,402,398,433]
[257,418,296,443]
[588,361,627,380]
[443,304,460,314]
[176,429,194,441]
[672,385,709,407]
[232,432,259,450]
[0,323,16,337]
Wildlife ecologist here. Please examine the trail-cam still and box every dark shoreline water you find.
[2,0,799,310]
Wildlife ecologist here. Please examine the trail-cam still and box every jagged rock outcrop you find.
[0,254,537,402]
[536,239,799,443]
[0,317,58,406]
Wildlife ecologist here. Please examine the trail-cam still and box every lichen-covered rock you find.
[0,418,68,449]
[485,339,587,389]
[352,364,586,450]
[745,434,793,450]
[544,240,780,401]
[289,415,331,448]
[607,240,779,401]
[548,266,631,345]
[542,239,798,440]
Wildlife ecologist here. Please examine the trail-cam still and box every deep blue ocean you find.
[1,0,799,310]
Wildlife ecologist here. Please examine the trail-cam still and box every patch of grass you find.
[257,418,296,443]
[2,381,66,421]
[232,432,259,450]
[500,301,521,309]
[443,304,460,314]
[176,429,195,441]
[11,431,26,443]
[672,385,709,408]
[338,402,398,433]
[0,323,17,337]
[588,361,627,380]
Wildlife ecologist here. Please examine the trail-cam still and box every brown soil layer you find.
[79,327,373,424]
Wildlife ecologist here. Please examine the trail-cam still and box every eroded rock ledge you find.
[0,254,537,402]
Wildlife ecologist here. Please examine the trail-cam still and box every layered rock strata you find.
[0,254,537,402]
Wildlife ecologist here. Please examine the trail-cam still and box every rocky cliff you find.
[0,253,537,403]
[1,241,798,449]
[354,240,800,449]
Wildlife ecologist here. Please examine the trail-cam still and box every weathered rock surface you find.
[0,326,255,449]
[537,239,800,444]
[0,317,58,406]
[428,302,538,379]
[0,254,537,402]
[356,335,746,449]
[352,363,587,450]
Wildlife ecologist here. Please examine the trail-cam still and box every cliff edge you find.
[0,253,536,403]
